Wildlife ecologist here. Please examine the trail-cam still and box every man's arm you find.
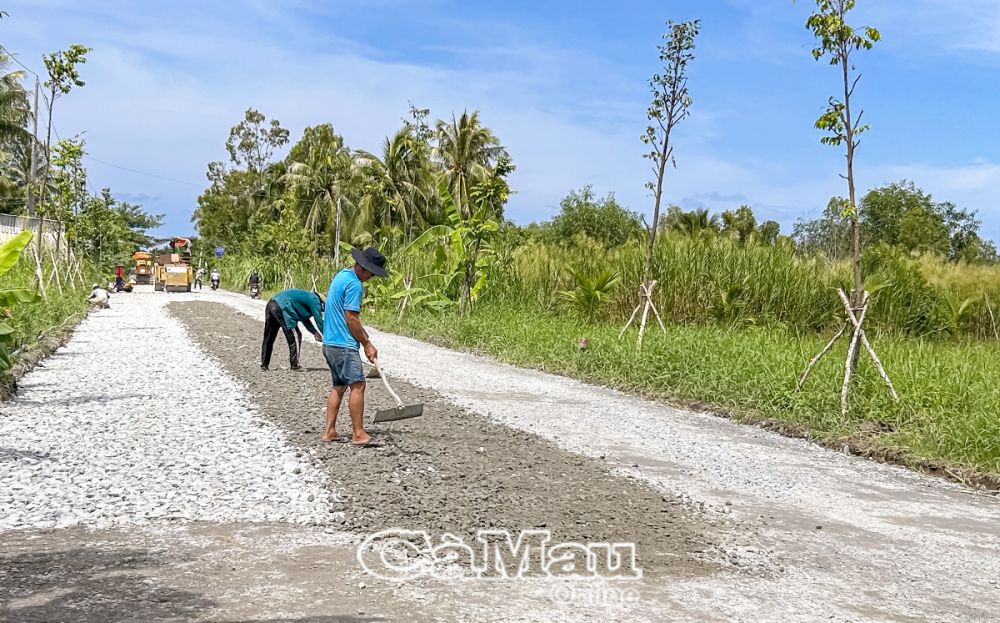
[301,317,321,340]
[345,310,376,362]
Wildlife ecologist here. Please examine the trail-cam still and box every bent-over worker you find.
[261,288,324,371]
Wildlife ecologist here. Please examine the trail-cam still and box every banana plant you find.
[0,231,42,372]
[403,181,499,315]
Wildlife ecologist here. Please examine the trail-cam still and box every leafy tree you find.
[756,220,781,245]
[434,110,507,218]
[858,181,995,261]
[804,0,880,306]
[226,108,290,176]
[0,52,28,146]
[39,44,90,207]
[545,186,643,248]
[283,125,357,253]
[468,155,515,222]
[75,188,162,269]
[793,196,854,259]
[720,205,757,242]
[405,182,500,315]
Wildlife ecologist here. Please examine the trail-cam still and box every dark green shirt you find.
[272,289,323,332]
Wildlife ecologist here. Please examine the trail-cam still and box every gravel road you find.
[202,287,1000,623]
[4,286,1000,622]
[0,292,333,530]
[167,301,714,579]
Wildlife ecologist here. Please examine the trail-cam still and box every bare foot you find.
[322,434,346,443]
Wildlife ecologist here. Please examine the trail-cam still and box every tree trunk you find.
[841,41,863,370]
[643,136,671,287]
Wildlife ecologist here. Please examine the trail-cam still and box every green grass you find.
[371,301,1000,476]
[3,255,95,355]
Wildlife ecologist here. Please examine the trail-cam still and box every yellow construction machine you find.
[132,251,154,285]
[153,237,193,293]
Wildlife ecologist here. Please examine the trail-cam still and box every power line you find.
[0,44,40,78]
[83,156,203,187]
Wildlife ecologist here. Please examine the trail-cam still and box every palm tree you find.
[671,208,720,237]
[283,129,357,257]
[355,127,433,241]
[433,110,507,218]
[0,53,28,146]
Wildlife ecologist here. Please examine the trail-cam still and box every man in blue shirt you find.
[322,247,387,447]
[261,288,324,371]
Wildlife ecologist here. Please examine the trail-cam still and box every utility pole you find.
[26,78,46,299]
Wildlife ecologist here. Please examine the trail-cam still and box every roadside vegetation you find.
[0,33,162,381]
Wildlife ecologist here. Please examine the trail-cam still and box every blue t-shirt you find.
[323,268,364,348]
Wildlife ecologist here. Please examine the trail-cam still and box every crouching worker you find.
[87,284,110,309]
[261,288,325,371]
[322,247,387,447]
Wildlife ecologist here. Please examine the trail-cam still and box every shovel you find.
[368,359,424,423]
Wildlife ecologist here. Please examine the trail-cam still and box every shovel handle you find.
[371,359,404,408]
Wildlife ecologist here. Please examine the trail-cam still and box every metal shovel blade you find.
[374,403,424,423]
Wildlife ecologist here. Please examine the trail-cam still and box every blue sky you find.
[3,0,1000,240]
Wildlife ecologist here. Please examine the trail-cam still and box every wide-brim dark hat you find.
[351,246,388,277]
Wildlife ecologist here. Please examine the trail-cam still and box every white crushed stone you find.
[0,290,334,531]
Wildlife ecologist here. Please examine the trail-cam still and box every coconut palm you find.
[355,127,433,241]
[433,110,507,218]
[282,129,357,255]
[671,208,720,237]
[0,53,29,146]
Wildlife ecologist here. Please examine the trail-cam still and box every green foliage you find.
[0,231,40,371]
[721,205,756,242]
[670,208,720,237]
[543,186,643,248]
[42,45,91,94]
[434,110,508,218]
[226,108,290,173]
[404,182,501,314]
[557,267,620,323]
[74,188,163,270]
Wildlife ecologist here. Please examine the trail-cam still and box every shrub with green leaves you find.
[0,231,41,372]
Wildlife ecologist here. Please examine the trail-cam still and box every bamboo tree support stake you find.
[840,292,870,417]
[795,323,847,392]
[796,288,900,416]
[836,289,898,402]
[398,274,413,320]
[618,280,665,349]
[47,246,64,294]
